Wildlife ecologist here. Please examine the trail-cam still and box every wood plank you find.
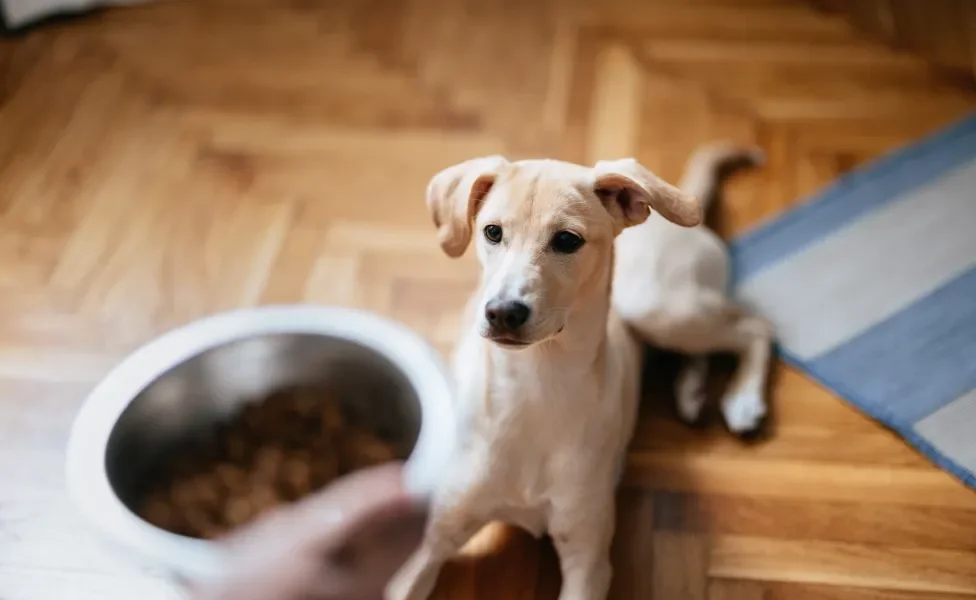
[710,535,976,594]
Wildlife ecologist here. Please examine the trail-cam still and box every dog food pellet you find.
[135,387,405,539]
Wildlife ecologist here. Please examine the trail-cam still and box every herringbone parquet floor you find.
[2,1,976,599]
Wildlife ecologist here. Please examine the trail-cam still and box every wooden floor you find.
[804,0,976,79]
[2,0,976,598]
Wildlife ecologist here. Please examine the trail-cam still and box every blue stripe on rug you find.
[733,112,976,283]
[730,110,976,491]
[735,157,976,360]
[809,268,976,424]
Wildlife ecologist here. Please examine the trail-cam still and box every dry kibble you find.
[292,391,319,416]
[240,402,265,430]
[249,485,280,513]
[192,474,221,507]
[169,479,202,507]
[223,496,254,527]
[310,453,340,489]
[282,456,312,497]
[224,433,248,462]
[135,387,403,539]
[182,506,209,529]
[214,462,248,492]
[228,499,253,525]
[142,497,179,530]
[341,429,398,471]
[321,400,344,432]
[253,446,284,482]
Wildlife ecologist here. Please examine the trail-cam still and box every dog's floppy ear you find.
[426,155,508,258]
[592,158,702,229]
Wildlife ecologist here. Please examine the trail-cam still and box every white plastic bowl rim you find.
[64,304,455,583]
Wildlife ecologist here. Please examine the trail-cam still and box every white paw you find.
[722,392,767,434]
[676,385,706,424]
[676,370,707,424]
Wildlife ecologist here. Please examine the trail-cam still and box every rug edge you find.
[729,111,976,492]
[776,345,976,491]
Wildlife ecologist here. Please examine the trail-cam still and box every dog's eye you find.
[551,231,585,254]
[483,224,503,244]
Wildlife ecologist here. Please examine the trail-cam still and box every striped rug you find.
[730,112,976,490]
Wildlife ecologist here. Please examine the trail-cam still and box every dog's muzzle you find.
[484,299,532,345]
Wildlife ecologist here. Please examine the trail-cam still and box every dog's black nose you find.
[485,300,531,331]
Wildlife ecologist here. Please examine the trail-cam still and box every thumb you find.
[296,463,430,600]
[197,464,429,600]
[306,463,429,567]
[223,462,426,555]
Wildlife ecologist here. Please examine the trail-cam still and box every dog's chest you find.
[465,358,621,508]
[488,362,599,444]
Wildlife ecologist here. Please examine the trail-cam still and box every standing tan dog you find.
[389,144,767,600]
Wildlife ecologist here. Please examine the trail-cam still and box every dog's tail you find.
[679,142,765,216]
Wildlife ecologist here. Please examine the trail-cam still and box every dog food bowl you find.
[65,304,455,584]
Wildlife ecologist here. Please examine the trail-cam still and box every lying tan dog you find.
[389,144,768,600]
[614,143,772,433]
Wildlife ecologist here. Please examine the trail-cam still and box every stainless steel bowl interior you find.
[105,332,422,514]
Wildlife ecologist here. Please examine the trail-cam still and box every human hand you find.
[189,462,427,600]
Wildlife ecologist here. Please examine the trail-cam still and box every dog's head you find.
[426,156,701,349]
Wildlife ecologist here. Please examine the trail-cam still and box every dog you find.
[613,143,771,434]
[388,143,768,600]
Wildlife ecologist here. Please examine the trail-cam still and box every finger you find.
[303,464,429,597]
[321,488,428,574]
[220,462,418,550]
[304,502,428,600]
[305,463,428,564]
[295,461,417,529]
[200,463,428,600]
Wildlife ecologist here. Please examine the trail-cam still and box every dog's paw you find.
[722,392,767,435]
[676,382,707,425]
[675,360,708,425]
[677,394,706,425]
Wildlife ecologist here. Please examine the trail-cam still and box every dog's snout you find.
[485,300,531,331]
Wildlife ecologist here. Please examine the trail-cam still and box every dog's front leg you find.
[386,478,487,600]
[549,485,616,600]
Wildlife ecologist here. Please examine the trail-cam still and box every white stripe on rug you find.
[736,158,976,361]
[915,389,976,474]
